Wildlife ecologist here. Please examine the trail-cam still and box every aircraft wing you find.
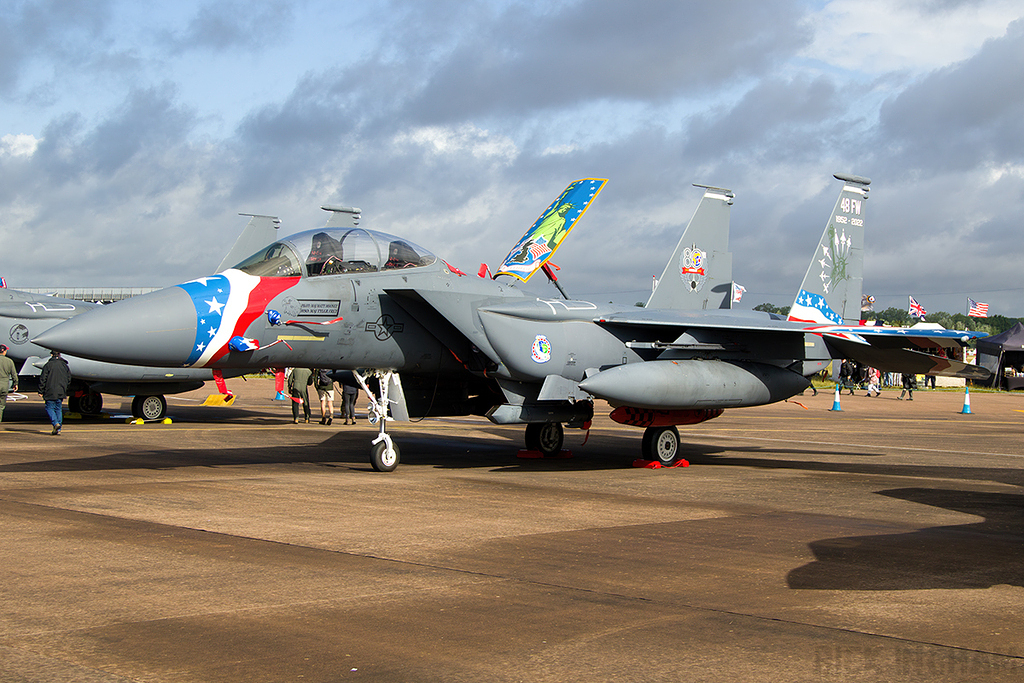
[821,335,988,379]
[594,312,990,379]
[814,326,989,379]
[595,309,798,333]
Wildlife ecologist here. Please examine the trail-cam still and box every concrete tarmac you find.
[1,381,1022,682]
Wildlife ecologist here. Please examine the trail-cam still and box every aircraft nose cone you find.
[32,286,198,367]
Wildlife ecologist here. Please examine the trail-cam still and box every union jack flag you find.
[967,298,989,318]
[909,296,926,319]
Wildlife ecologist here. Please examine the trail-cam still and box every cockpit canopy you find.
[232,228,437,278]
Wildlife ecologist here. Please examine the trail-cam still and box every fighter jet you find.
[1,212,286,419]
[35,176,988,470]
[0,289,230,419]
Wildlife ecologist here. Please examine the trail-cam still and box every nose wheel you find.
[370,439,400,472]
[355,370,402,472]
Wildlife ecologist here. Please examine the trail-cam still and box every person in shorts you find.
[315,368,335,425]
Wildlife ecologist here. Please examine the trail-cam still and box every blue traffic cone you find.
[960,385,972,414]
[274,391,289,401]
[830,384,842,412]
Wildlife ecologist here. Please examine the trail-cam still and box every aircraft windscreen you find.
[231,228,437,277]
[382,235,436,271]
[233,242,302,277]
[304,229,381,275]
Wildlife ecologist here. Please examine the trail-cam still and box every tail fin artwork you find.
[788,174,869,325]
[647,184,734,310]
[217,214,282,273]
[495,178,607,282]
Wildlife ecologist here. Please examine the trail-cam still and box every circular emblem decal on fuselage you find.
[9,324,29,345]
[531,335,551,363]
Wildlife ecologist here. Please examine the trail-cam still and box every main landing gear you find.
[68,390,103,416]
[354,370,401,472]
[132,395,167,421]
[641,425,681,466]
[524,422,564,457]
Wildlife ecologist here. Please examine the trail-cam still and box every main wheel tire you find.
[643,426,680,465]
[67,396,82,414]
[370,440,400,472]
[132,395,166,421]
[78,391,103,415]
[525,422,564,457]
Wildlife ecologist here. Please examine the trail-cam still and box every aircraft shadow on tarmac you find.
[691,454,1024,488]
[788,488,1024,590]
[0,428,647,473]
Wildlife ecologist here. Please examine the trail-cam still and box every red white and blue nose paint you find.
[176,271,299,367]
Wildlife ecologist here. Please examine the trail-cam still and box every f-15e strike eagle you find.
[35,175,987,470]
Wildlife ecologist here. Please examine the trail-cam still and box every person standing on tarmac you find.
[38,350,71,434]
[287,367,313,423]
[898,372,917,401]
[315,369,335,425]
[339,373,360,425]
[0,344,19,423]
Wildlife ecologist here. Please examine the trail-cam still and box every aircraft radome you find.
[35,176,988,470]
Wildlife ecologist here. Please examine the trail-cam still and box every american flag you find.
[967,298,989,318]
[909,296,926,319]
[731,283,746,303]
[527,242,551,260]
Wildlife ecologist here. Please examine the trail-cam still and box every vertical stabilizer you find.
[217,214,282,273]
[788,174,869,325]
[646,185,733,310]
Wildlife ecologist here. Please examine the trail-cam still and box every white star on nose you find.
[206,297,225,315]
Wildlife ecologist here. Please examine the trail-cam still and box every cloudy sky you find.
[2,0,1022,316]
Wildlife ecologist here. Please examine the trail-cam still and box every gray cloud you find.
[879,17,1024,171]
[161,0,295,54]
[85,85,197,175]
[403,0,811,122]
[0,0,114,95]
[685,76,849,163]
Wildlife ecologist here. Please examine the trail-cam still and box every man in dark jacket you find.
[39,350,72,434]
